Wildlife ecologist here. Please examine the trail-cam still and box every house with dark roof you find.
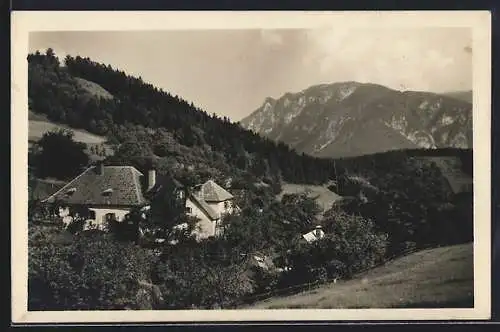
[185,179,239,239]
[42,163,154,230]
[42,163,238,237]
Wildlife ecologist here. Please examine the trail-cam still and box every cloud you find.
[426,49,455,68]
[260,30,284,46]
[302,28,471,92]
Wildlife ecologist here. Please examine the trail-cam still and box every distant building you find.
[302,225,325,243]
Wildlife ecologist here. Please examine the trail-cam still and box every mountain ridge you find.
[240,82,472,158]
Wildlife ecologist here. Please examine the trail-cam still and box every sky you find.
[29,28,472,121]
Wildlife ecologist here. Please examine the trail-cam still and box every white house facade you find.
[184,180,238,240]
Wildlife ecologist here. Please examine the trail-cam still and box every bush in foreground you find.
[28,225,156,310]
[283,209,388,285]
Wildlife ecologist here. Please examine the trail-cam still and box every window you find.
[214,222,224,237]
[102,188,113,196]
[65,188,76,196]
[104,212,116,223]
[177,190,185,200]
[89,210,96,220]
[185,207,192,214]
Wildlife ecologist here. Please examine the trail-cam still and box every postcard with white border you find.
[11,10,491,323]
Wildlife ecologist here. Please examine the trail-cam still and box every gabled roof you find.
[197,180,233,202]
[188,194,219,220]
[42,165,147,207]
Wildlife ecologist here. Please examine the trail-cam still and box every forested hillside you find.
[28,49,337,186]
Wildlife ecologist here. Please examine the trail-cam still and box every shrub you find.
[34,129,90,180]
[320,209,388,277]
[283,210,388,284]
[66,218,85,234]
[153,241,254,309]
[29,225,156,310]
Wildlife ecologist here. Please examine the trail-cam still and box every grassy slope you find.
[28,76,115,160]
[28,117,114,161]
[28,117,108,144]
[244,243,473,309]
[28,77,112,145]
[74,77,114,100]
[442,91,473,104]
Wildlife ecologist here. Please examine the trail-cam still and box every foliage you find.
[283,209,388,285]
[222,192,321,256]
[153,240,254,309]
[145,175,187,236]
[28,224,156,310]
[334,151,472,256]
[33,128,90,180]
[321,209,388,276]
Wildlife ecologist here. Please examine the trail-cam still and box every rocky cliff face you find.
[240,82,472,158]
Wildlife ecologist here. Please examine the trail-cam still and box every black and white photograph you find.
[11,11,491,323]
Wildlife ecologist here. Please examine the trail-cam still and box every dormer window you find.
[102,188,113,196]
[65,187,76,196]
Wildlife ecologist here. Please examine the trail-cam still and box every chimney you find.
[96,162,104,175]
[148,169,156,191]
[315,225,322,238]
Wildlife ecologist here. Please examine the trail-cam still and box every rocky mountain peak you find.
[240,82,472,158]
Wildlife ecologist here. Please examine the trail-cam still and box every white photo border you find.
[11,10,492,323]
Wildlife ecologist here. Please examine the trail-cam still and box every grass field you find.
[243,243,473,309]
[74,77,114,100]
[29,120,107,144]
[278,183,342,212]
[28,111,114,160]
